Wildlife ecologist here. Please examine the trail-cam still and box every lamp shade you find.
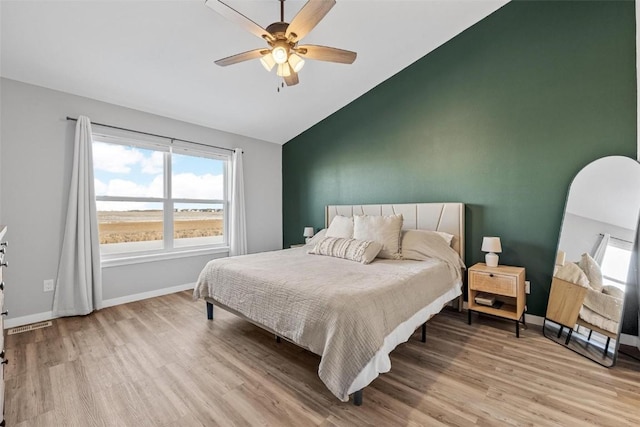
[288,53,305,73]
[303,227,315,238]
[481,237,502,253]
[260,53,276,72]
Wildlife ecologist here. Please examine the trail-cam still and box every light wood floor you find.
[4,291,640,426]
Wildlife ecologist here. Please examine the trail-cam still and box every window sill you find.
[101,246,229,268]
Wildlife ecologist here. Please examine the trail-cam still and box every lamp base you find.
[485,252,499,268]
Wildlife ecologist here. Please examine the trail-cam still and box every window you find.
[600,238,633,291]
[92,133,229,258]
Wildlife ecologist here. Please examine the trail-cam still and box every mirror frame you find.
[543,155,640,367]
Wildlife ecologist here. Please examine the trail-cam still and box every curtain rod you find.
[599,233,634,244]
[66,116,236,153]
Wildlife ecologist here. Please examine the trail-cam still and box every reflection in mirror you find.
[544,156,640,367]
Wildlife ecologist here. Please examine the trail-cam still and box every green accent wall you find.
[282,0,637,318]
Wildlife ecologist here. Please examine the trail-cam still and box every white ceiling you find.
[1,0,508,144]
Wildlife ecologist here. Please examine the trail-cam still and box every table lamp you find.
[482,237,502,267]
[303,227,315,243]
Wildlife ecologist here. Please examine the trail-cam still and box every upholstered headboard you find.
[325,203,465,261]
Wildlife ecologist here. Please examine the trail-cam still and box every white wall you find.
[558,213,635,263]
[0,78,282,322]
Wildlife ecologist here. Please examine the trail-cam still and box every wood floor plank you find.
[4,290,640,426]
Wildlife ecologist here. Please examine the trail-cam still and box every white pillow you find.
[308,237,382,264]
[326,215,354,238]
[554,262,590,288]
[435,231,454,246]
[353,214,403,259]
[304,229,327,246]
[401,230,450,261]
[578,253,603,292]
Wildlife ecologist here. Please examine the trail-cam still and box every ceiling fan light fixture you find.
[260,53,276,71]
[276,63,291,77]
[288,53,305,73]
[271,42,289,64]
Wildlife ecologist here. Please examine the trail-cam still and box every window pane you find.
[172,153,224,200]
[93,141,164,198]
[174,203,224,248]
[97,201,163,254]
[601,245,632,291]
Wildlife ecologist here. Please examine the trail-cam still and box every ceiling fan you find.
[205,0,357,86]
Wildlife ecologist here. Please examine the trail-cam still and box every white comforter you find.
[194,247,462,401]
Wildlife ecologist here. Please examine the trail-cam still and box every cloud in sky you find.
[93,142,224,210]
[93,142,146,174]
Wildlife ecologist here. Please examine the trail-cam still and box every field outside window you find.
[93,135,228,257]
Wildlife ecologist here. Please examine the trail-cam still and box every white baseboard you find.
[4,311,55,329]
[467,309,639,347]
[4,282,195,329]
[101,282,194,308]
[524,313,544,326]
[620,333,639,347]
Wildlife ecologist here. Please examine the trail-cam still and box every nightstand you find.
[290,244,305,248]
[468,263,526,337]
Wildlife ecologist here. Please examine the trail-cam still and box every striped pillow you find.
[308,237,382,264]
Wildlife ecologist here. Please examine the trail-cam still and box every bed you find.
[193,203,465,405]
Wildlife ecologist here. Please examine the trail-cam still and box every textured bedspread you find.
[194,247,462,401]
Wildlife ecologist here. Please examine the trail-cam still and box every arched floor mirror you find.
[543,156,640,366]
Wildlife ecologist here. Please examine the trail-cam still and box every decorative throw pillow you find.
[326,215,354,238]
[578,253,603,292]
[353,214,403,259]
[308,237,382,264]
[554,262,590,288]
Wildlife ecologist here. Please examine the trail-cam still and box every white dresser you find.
[0,225,7,426]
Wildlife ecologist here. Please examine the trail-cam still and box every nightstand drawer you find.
[469,271,516,297]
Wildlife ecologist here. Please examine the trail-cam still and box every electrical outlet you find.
[525,280,531,294]
[44,279,55,292]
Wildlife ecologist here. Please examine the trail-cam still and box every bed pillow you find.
[554,262,590,288]
[578,253,603,292]
[304,228,327,246]
[435,231,455,246]
[308,237,383,264]
[326,215,354,238]
[353,214,403,259]
[401,229,455,261]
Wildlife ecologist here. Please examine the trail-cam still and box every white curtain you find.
[593,233,610,265]
[229,148,247,256]
[53,116,102,316]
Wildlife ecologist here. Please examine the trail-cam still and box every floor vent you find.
[7,321,53,335]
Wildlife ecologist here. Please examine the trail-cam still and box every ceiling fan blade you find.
[284,71,299,86]
[285,0,336,42]
[205,0,274,42]
[215,48,268,66]
[296,45,357,64]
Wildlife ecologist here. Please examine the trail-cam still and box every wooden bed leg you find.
[206,302,214,320]
[353,390,363,406]
[276,335,281,343]
[421,323,427,343]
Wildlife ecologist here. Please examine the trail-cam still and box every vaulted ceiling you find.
[1,0,508,144]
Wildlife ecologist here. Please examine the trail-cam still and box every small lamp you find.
[303,227,315,243]
[481,237,502,267]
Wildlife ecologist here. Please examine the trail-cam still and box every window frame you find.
[92,131,231,265]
